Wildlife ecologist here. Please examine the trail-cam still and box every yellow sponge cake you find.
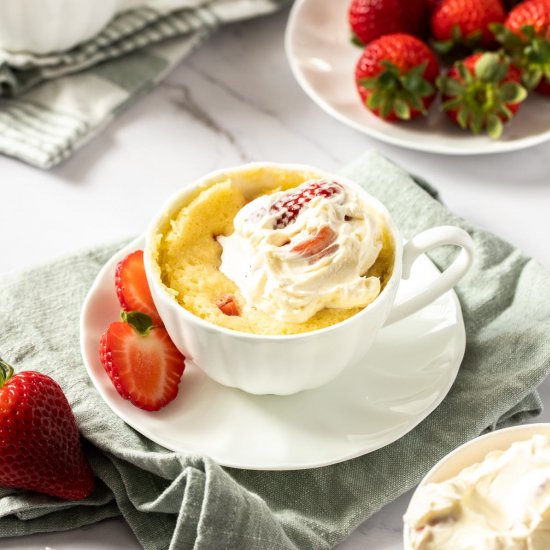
[150,167,394,335]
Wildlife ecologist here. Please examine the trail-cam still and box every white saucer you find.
[285,0,550,155]
[80,236,465,470]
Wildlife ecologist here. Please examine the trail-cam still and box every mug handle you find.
[385,226,475,325]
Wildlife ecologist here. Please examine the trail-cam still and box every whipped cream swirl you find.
[217,178,384,324]
[406,435,550,550]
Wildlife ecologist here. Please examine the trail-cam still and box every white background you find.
[0,6,549,549]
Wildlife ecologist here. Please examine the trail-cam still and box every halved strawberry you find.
[115,250,162,325]
[99,311,185,411]
[217,294,240,316]
[291,226,338,261]
[270,180,344,229]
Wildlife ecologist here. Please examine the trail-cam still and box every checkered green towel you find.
[0,0,288,169]
[1,151,549,550]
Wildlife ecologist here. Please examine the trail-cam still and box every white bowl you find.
[0,0,142,54]
[285,0,550,154]
[403,423,550,549]
[144,162,473,395]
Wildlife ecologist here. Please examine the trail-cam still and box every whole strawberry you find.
[100,311,185,411]
[491,0,550,93]
[506,0,550,36]
[438,52,528,138]
[355,34,439,121]
[0,359,94,500]
[348,0,428,46]
[430,0,506,53]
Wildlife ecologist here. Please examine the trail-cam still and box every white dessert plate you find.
[285,0,550,155]
[403,423,550,549]
[81,236,466,470]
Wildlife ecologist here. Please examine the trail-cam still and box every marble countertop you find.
[1,6,549,550]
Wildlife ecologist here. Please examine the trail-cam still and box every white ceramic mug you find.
[144,163,475,395]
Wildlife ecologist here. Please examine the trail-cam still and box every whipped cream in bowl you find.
[404,425,550,550]
[218,179,386,324]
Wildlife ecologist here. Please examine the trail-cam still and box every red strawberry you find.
[115,250,162,325]
[355,34,439,121]
[506,0,550,37]
[491,0,550,93]
[0,358,94,500]
[537,75,550,93]
[270,180,344,229]
[99,312,185,411]
[438,52,527,138]
[217,294,240,316]
[426,0,442,11]
[430,0,506,53]
[348,0,429,46]
[292,226,339,262]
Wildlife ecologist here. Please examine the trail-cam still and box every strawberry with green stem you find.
[355,33,439,121]
[0,358,94,500]
[491,0,550,93]
[430,0,506,55]
[438,52,528,138]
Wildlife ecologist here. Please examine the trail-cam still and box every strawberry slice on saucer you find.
[99,311,185,411]
[115,250,162,325]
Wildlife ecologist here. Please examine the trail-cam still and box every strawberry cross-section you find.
[269,180,344,229]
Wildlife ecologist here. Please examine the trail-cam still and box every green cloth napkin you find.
[1,151,549,549]
[0,0,288,169]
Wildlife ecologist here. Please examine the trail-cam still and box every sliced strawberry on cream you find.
[291,226,338,258]
[270,180,344,229]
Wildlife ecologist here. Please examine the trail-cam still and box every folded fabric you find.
[0,150,549,550]
[0,0,288,169]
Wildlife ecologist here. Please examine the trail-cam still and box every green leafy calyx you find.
[438,53,528,139]
[121,311,154,335]
[0,358,15,389]
[360,60,434,120]
[491,23,550,89]
[351,33,364,48]
[432,24,484,59]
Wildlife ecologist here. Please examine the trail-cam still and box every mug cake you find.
[149,165,395,335]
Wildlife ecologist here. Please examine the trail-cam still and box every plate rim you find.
[284,0,550,156]
[80,236,466,470]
